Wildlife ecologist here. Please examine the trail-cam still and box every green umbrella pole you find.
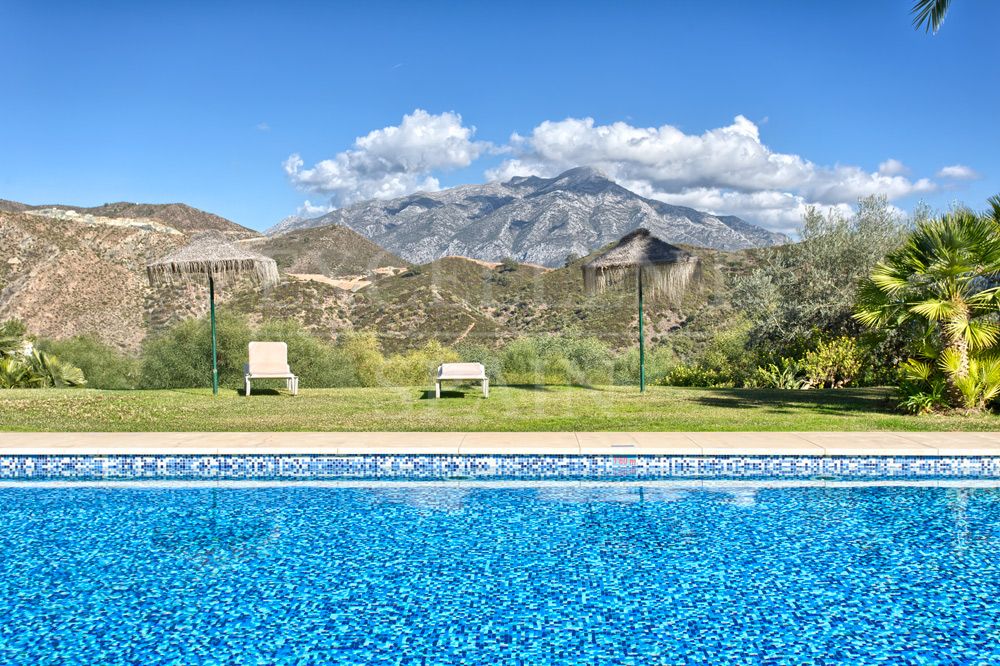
[209,274,218,396]
[638,269,645,393]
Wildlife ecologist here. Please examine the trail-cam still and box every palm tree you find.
[855,202,1000,406]
[912,0,952,33]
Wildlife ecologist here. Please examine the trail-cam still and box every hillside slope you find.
[0,199,259,239]
[252,224,407,275]
[0,211,184,349]
[341,242,744,353]
[3,202,753,355]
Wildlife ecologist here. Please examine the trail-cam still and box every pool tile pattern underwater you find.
[2,453,1000,480]
[1,485,999,664]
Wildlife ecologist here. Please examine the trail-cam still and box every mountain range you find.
[268,167,788,266]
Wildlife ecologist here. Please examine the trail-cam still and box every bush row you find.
[26,315,644,389]
[17,311,891,391]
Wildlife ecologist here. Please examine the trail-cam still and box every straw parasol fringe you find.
[146,232,279,287]
[582,228,699,304]
[147,257,279,287]
[583,260,699,305]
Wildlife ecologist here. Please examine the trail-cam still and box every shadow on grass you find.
[161,388,292,398]
[242,388,287,397]
[419,390,478,400]
[417,383,587,399]
[497,384,608,392]
[691,388,898,417]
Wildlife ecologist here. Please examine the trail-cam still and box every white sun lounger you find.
[436,362,489,398]
[244,341,298,396]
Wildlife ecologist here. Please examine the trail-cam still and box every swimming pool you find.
[2,482,998,664]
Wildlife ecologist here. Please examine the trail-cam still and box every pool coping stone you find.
[1,431,1000,456]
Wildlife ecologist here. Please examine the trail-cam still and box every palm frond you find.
[853,278,901,327]
[988,195,1000,224]
[958,319,1000,351]
[900,358,934,382]
[938,347,965,377]
[909,299,957,321]
[869,265,910,296]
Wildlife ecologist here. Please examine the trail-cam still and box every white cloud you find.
[256,122,270,132]
[486,116,938,231]
[645,187,854,235]
[937,164,979,180]
[878,158,908,176]
[285,111,960,233]
[296,200,334,217]
[285,109,491,205]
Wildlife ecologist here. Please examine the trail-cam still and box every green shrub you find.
[37,336,140,389]
[751,358,807,390]
[952,355,1000,411]
[659,320,753,387]
[334,332,385,387]
[383,340,459,386]
[0,322,87,389]
[140,312,252,389]
[612,345,676,385]
[897,359,949,414]
[500,337,544,384]
[560,336,614,385]
[662,364,733,388]
[499,257,518,273]
[801,336,863,388]
[0,350,86,389]
[499,335,614,386]
[0,356,43,388]
[0,319,27,354]
[892,353,1000,414]
[453,342,503,382]
[488,272,512,287]
[31,350,86,387]
[613,348,640,385]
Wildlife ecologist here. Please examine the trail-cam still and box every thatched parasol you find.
[582,228,699,392]
[147,231,279,395]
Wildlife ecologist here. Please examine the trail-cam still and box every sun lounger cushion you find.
[435,363,488,398]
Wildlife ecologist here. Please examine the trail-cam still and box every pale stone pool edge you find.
[2,431,1000,456]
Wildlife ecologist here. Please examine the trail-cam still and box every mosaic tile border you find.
[2,454,1000,480]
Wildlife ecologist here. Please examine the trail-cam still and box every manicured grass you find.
[1,385,998,432]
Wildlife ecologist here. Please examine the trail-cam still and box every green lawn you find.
[1,385,998,431]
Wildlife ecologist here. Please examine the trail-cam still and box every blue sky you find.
[2,0,997,234]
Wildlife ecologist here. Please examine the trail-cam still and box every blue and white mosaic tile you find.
[2,453,1000,480]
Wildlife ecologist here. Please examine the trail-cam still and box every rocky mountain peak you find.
[270,168,788,266]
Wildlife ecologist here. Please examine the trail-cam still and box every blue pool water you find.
[1,484,999,664]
